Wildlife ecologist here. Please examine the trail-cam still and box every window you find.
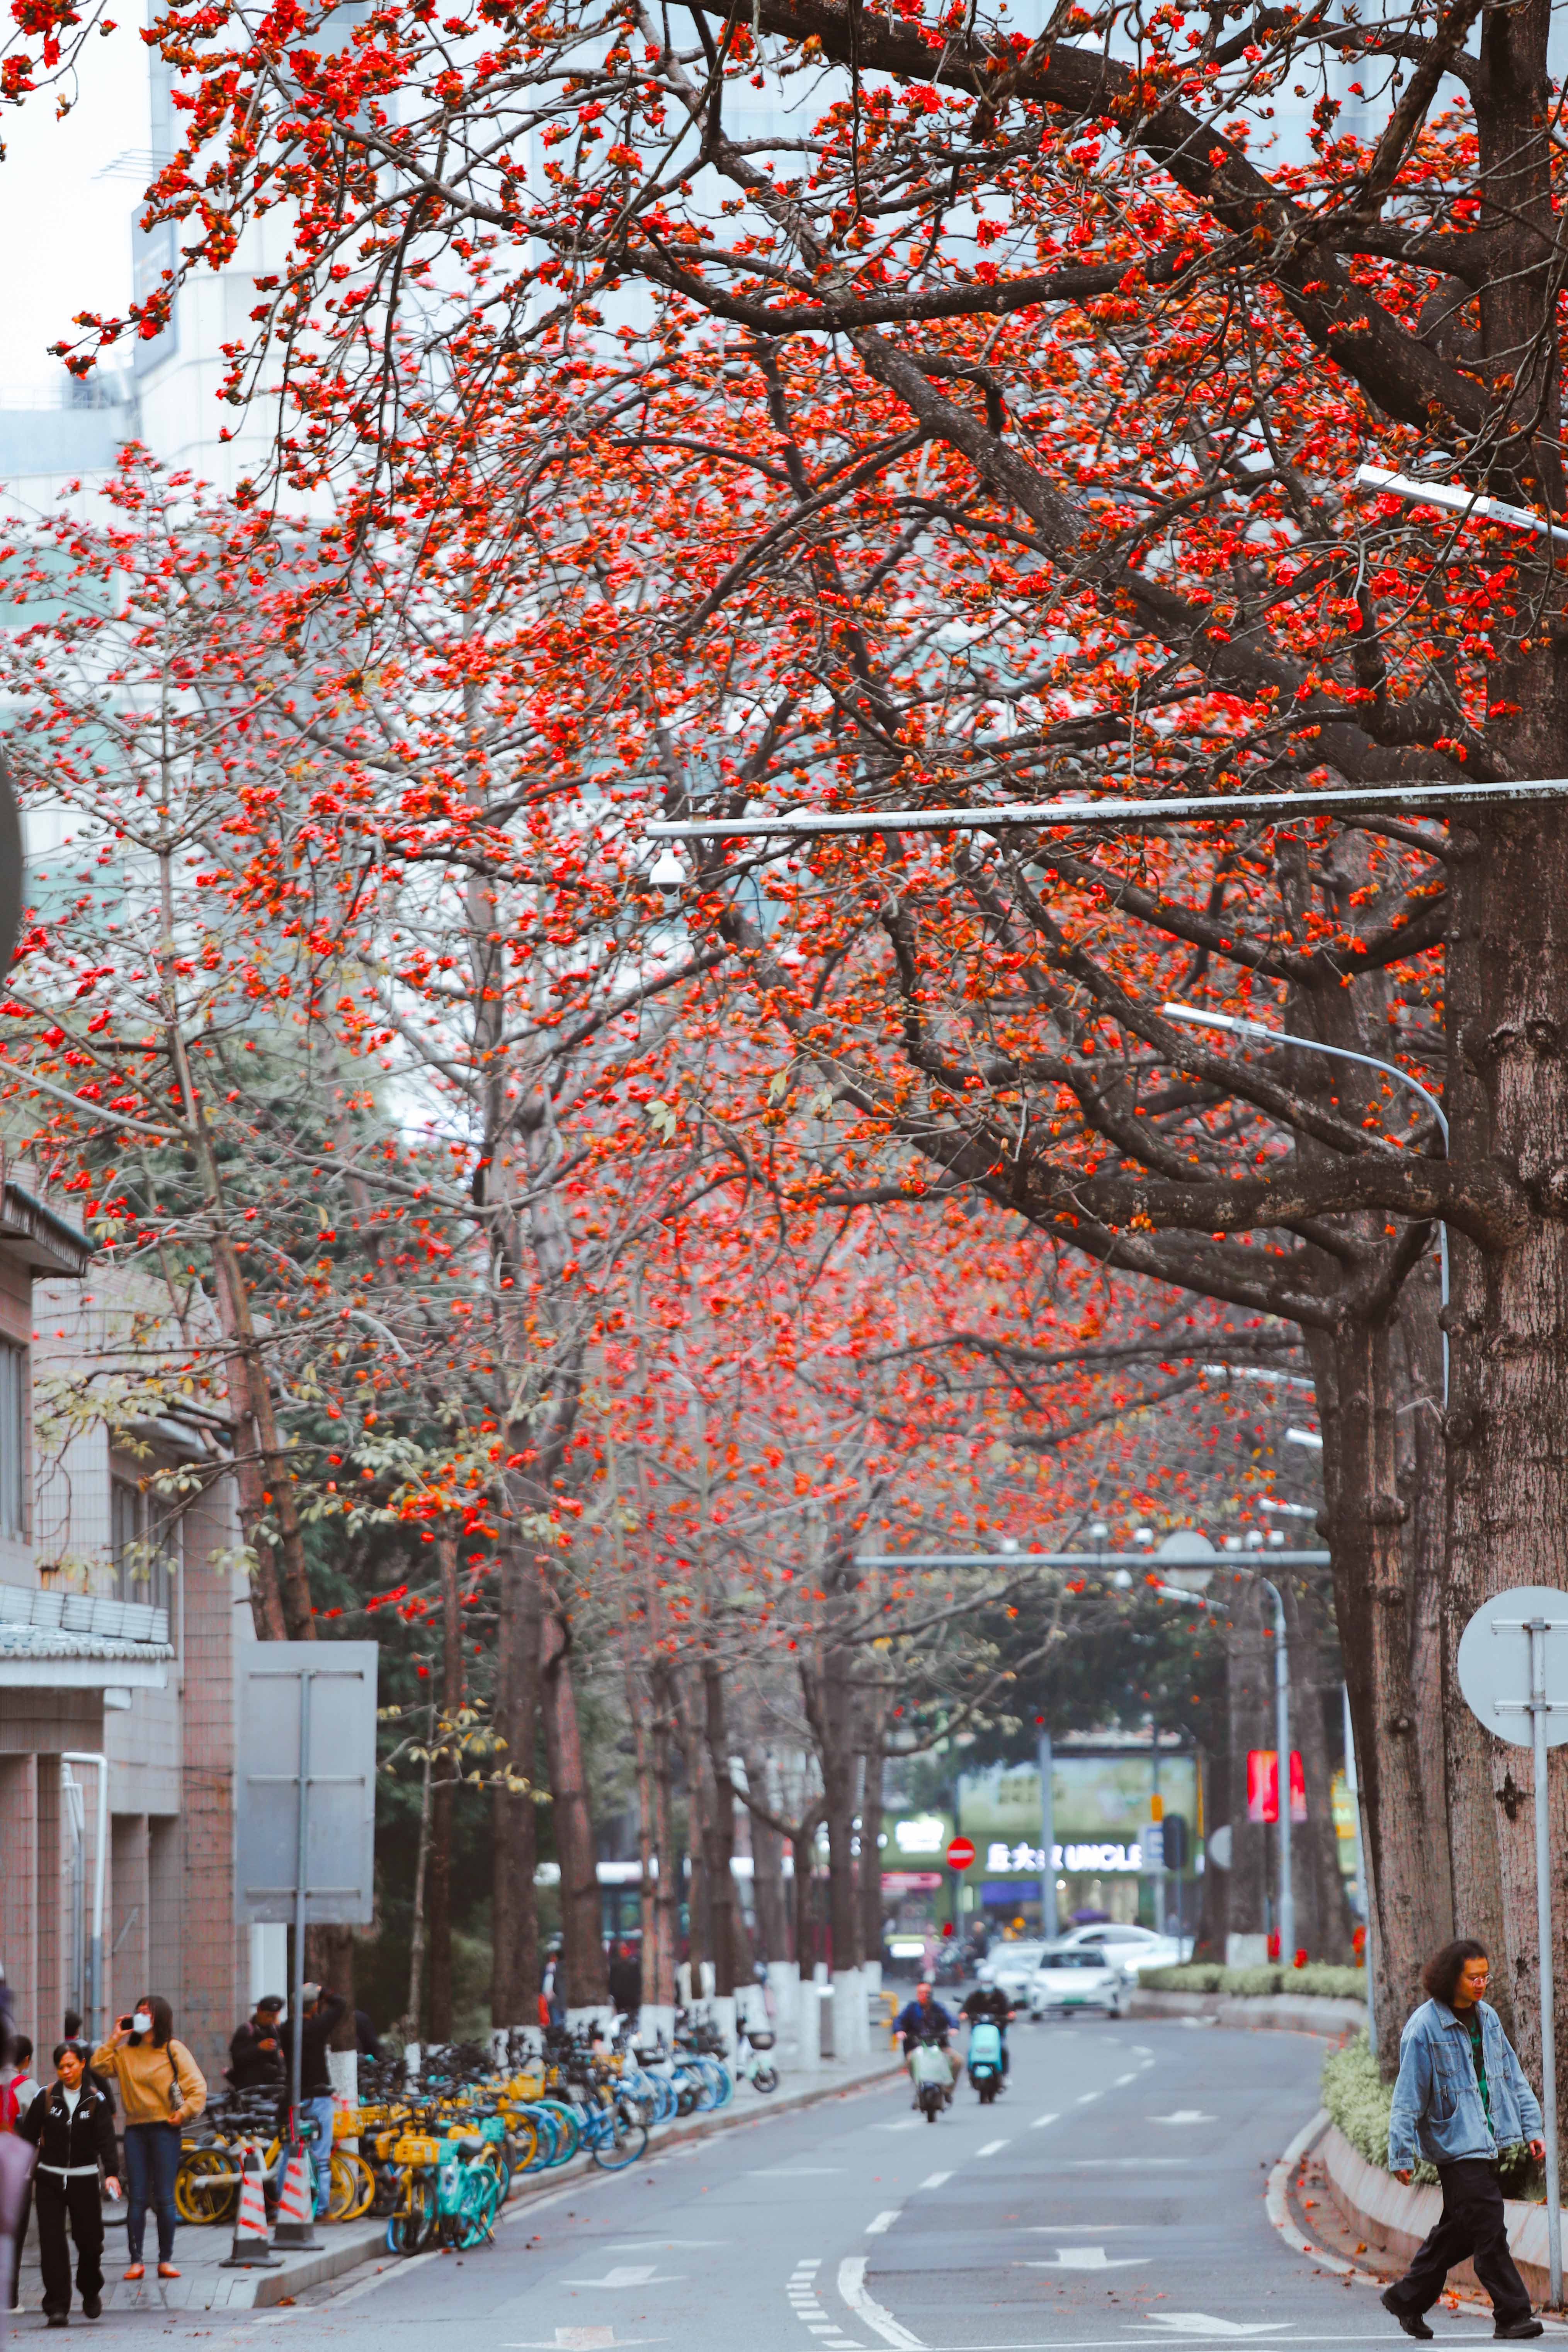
[111,1476,180,1618]
[0,1341,26,1541]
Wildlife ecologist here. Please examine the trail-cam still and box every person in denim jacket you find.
[1381,1939,1545,2341]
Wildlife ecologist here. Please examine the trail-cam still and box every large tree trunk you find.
[746,1753,791,1964]
[677,1682,711,1983]
[702,1660,737,1997]
[791,1805,824,1970]
[805,1645,861,1973]
[427,1530,465,2041]
[539,1608,609,2006]
[1393,1285,1456,1945]
[490,1549,541,2028]
[858,1716,887,1970]
[646,1667,680,2005]
[1447,806,1568,2102]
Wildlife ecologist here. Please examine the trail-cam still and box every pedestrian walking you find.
[1382,1939,1545,2341]
[275,1985,346,2218]
[226,1998,286,2093]
[17,2043,121,2327]
[2,2040,42,2317]
[90,1996,205,2283]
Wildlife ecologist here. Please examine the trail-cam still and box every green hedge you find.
[1321,2030,1537,2198]
[1139,1962,1368,1999]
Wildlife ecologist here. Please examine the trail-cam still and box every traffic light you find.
[1160,1814,1190,1872]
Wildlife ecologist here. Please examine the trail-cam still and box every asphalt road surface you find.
[37,2018,1536,2349]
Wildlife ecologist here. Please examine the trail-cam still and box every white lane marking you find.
[1022,2249,1144,2271]
[838,2255,925,2350]
[561,2266,682,2287]
[1148,2111,1215,2124]
[866,2211,901,2235]
[1075,2091,1101,2104]
[1136,2318,1291,2337]
[1029,2112,1060,2129]
[876,2119,924,2134]
[976,2139,1010,2157]
[754,2167,846,2176]
[917,2171,951,2190]
[1115,2072,1138,2086]
[606,2240,725,2250]
[1131,2045,1151,2054]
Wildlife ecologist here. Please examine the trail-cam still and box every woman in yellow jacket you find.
[91,1995,206,2280]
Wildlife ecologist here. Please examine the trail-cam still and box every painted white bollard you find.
[832,1966,865,2059]
[767,1959,799,2031]
[677,1961,694,2005]
[862,1959,883,1998]
[712,1992,738,2076]
[326,2048,358,2153]
[796,1981,821,2075]
[816,1983,836,2062]
[699,1961,717,2001]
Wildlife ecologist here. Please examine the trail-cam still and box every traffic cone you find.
[270,2140,320,2250]
[220,2141,282,2270]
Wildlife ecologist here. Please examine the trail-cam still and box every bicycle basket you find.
[393,2135,442,2165]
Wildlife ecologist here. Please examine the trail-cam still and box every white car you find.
[1051,1922,1191,1977]
[976,1942,1047,2001]
[1028,1946,1126,2018]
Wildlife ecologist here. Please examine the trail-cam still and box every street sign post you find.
[1456,1587,1568,2305]
[235,1641,378,2235]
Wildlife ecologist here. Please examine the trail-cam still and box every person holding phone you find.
[90,1998,204,2282]
[17,2043,121,2326]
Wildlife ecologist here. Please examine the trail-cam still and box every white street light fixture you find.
[1355,464,1568,550]
[1164,1000,1449,1405]
[646,773,1568,843]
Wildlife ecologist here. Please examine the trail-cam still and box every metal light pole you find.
[1260,1580,1293,1968]
[1038,1726,1057,1941]
[1164,1002,1449,1406]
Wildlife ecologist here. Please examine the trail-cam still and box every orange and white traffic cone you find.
[271,2141,320,2249]
[220,2141,282,2270]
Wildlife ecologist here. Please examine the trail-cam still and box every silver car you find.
[1028,1946,1126,2019]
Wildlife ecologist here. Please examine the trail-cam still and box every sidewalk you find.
[12,2047,903,2319]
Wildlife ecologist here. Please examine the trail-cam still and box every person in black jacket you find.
[275,1987,347,2218]
[18,2044,121,2326]
[227,1998,286,2093]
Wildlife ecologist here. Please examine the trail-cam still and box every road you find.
[24,2017,1513,2349]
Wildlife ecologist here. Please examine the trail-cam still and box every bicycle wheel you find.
[536,2099,582,2164]
[176,2148,240,2225]
[329,2149,376,2221]
[385,2171,435,2256]
[457,2167,503,2248]
[590,2099,649,2173]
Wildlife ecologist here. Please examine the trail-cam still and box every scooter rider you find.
[894,1983,957,2104]
[961,1983,1011,2078]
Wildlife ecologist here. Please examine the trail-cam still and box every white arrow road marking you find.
[1136,2316,1292,2337]
[562,2267,684,2288]
[1030,2112,1061,2130]
[838,2256,925,2350]
[1148,2112,1216,2125]
[1023,2250,1144,2272]
[502,2335,664,2349]
[866,2213,901,2236]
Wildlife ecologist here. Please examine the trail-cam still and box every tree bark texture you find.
[746,1753,791,1964]
[701,1660,737,1997]
[858,1718,887,1969]
[1284,1574,1354,1962]
[490,1549,541,2027]
[539,1607,609,2005]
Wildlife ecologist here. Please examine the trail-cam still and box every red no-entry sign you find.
[946,1835,976,1871]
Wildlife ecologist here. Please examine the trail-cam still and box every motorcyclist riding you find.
[894,1982,957,2106]
[960,1982,1011,2078]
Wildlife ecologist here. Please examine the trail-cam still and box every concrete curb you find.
[1318,2120,1558,2306]
[253,2054,907,2309]
[1128,1989,1367,2035]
